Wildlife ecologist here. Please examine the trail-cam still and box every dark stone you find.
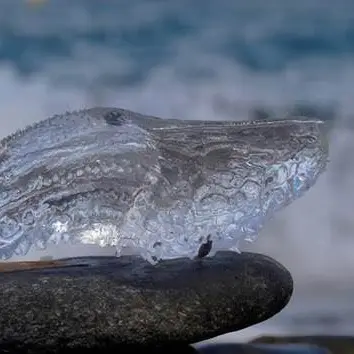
[251,335,354,354]
[0,252,293,353]
[197,235,213,258]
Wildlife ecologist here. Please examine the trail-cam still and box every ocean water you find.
[1,0,354,343]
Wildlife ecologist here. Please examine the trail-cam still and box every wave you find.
[2,0,354,75]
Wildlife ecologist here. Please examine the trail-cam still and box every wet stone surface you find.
[0,252,293,353]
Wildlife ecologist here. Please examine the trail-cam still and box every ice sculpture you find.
[0,107,328,263]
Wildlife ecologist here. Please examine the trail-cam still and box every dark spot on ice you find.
[153,241,162,248]
[265,176,273,186]
[104,110,128,126]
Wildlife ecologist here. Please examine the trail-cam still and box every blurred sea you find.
[1,0,354,345]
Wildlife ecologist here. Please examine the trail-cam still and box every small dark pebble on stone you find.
[0,252,293,353]
[197,235,213,258]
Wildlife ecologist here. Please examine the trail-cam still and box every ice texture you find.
[0,107,328,263]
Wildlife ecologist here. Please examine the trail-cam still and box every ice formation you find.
[0,107,328,263]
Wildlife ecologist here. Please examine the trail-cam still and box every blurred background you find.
[1,0,354,344]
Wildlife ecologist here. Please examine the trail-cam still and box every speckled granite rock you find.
[0,252,293,353]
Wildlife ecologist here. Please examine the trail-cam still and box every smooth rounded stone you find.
[197,343,329,354]
[0,252,293,353]
[251,336,354,354]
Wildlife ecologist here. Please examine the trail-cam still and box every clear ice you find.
[0,107,329,263]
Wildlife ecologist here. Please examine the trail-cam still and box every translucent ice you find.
[0,108,328,263]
